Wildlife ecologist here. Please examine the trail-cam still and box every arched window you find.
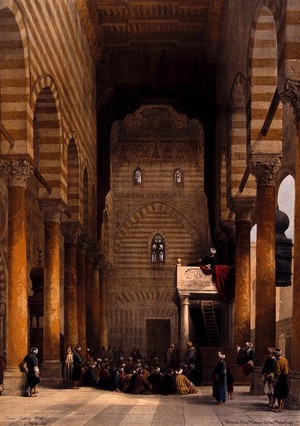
[134,168,142,185]
[151,234,165,263]
[174,168,182,184]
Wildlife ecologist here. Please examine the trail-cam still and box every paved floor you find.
[0,385,299,426]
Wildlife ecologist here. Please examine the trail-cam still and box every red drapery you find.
[200,264,235,300]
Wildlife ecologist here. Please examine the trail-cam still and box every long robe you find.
[175,373,198,395]
[212,359,227,403]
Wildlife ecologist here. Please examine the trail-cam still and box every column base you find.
[249,367,264,395]
[285,372,300,409]
[3,368,27,396]
[41,360,63,387]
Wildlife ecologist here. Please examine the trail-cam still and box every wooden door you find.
[146,319,170,364]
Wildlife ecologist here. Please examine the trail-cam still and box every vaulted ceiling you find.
[76,0,225,227]
[77,0,225,115]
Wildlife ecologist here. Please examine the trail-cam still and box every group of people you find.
[63,344,199,395]
[261,347,290,413]
[236,341,255,376]
[17,340,290,412]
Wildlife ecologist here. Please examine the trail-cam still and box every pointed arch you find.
[285,1,300,67]
[277,175,295,242]
[113,201,200,256]
[0,3,30,153]
[33,84,65,201]
[249,4,282,155]
[67,138,80,221]
[133,167,142,185]
[229,74,256,198]
[83,167,89,234]
[151,233,165,263]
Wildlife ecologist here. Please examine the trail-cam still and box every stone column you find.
[0,158,34,395]
[179,294,190,362]
[77,237,87,355]
[281,78,300,408]
[39,199,65,385]
[232,198,255,346]
[99,260,110,350]
[226,300,234,347]
[249,157,280,394]
[61,222,81,352]
[85,241,95,350]
[92,253,101,352]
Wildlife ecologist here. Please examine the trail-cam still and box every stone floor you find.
[0,385,299,426]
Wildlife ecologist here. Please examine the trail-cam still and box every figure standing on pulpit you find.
[200,247,217,269]
[188,247,217,268]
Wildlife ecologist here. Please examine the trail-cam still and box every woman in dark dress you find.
[212,351,227,404]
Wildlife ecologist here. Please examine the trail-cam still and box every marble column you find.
[92,254,101,352]
[61,222,81,352]
[281,78,300,408]
[85,241,95,349]
[99,260,110,350]
[232,198,255,346]
[179,294,190,362]
[0,158,34,395]
[39,199,65,385]
[249,157,280,394]
[77,237,87,355]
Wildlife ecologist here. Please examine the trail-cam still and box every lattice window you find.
[174,168,182,184]
[134,167,142,185]
[151,234,165,263]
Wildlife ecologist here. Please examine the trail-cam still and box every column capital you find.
[280,78,300,122]
[231,197,255,222]
[39,198,66,225]
[249,156,281,187]
[61,221,82,244]
[0,157,34,188]
[178,293,190,302]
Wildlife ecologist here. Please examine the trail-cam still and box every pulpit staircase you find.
[200,301,220,347]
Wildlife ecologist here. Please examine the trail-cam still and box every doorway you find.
[146,319,170,364]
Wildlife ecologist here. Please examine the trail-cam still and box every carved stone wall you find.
[108,105,211,358]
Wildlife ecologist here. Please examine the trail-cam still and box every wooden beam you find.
[261,88,280,137]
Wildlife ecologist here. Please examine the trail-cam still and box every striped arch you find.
[229,74,256,198]
[285,2,300,61]
[33,77,65,201]
[0,2,30,153]
[220,152,230,222]
[249,3,282,154]
[67,138,80,221]
[82,167,89,235]
[113,201,200,255]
